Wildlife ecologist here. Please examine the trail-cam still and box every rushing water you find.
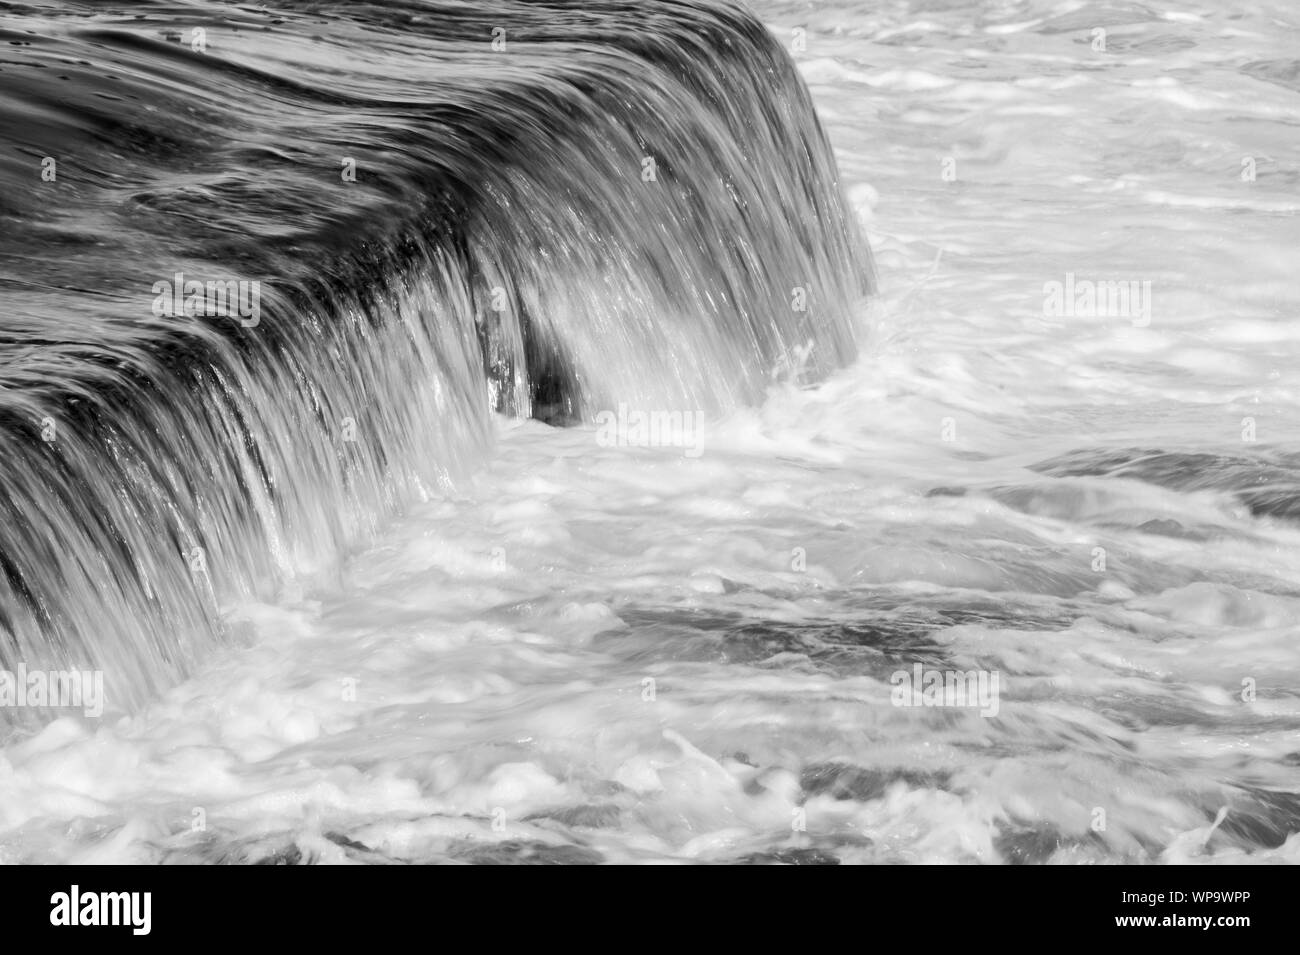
[0,0,867,713]
[2,0,1299,864]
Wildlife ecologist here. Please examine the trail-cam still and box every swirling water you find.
[2,0,1299,864]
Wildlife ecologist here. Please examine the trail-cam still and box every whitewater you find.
[2,0,1299,864]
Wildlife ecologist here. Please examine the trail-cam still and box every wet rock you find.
[453,839,604,865]
[741,847,840,865]
[801,763,949,802]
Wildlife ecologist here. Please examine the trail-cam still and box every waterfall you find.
[0,0,872,722]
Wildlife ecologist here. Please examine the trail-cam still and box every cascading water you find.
[1,0,1297,869]
[0,0,872,722]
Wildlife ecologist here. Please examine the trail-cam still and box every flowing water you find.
[1,0,1298,864]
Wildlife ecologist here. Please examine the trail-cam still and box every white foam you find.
[3,0,1299,866]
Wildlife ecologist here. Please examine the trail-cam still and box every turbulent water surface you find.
[2,0,1300,864]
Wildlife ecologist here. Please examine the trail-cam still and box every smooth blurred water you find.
[3,0,1299,863]
[0,0,867,716]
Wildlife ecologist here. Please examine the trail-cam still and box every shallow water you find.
[3,0,1300,863]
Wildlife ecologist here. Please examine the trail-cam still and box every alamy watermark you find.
[594,403,704,457]
[50,886,150,935]
[1043,272,1151,327]
[0,664,104,717]
[151,271,261,327]
[890,664,1000,717]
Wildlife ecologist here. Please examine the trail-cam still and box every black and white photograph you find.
[0,0,1295,894]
